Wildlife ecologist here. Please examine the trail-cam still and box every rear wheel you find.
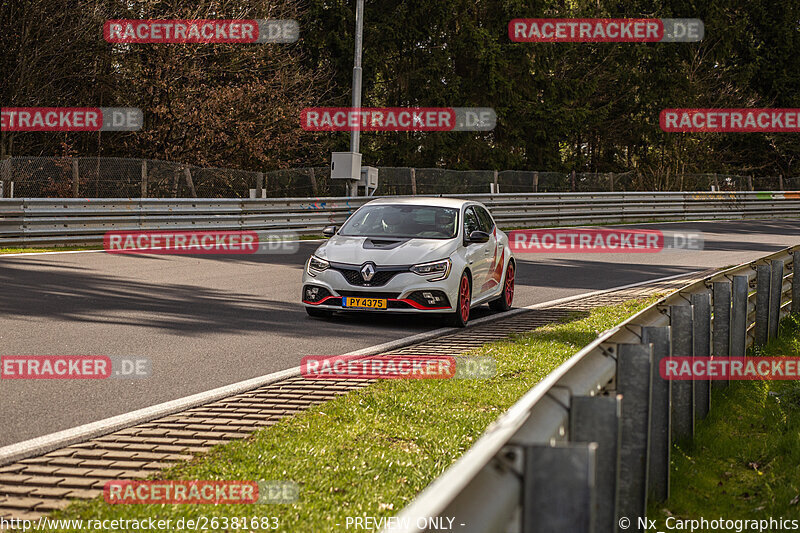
[306,307,333,319]
[489,261,514,312]
[447,273,472,327]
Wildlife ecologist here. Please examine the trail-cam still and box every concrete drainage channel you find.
[0,271,709,522]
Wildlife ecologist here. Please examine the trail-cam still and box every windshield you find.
[338,204,459,239]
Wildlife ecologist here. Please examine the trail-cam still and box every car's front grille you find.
[330,263,410,287]
[337,290,402,299]
[336,269,399,287]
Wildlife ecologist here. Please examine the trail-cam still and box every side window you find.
[463,207,481,236]
[475,206,495,232]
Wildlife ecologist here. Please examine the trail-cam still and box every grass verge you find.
[0,246,102,254]
[48,298,656,532]
[650,314,800,526]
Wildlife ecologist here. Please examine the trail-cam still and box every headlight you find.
[410,259,451,281]
[307,255,330,276]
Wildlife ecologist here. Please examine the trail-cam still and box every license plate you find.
[343,297,387,309]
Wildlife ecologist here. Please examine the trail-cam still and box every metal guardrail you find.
[1,191,799,247]
[386,246,799,533]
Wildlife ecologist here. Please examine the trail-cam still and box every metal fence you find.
[387,246,799,533]
[2,191,799,247]
[1,157,799,198]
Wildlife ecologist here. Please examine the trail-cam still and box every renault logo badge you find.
[361,262,376,282]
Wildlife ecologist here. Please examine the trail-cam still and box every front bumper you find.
[302,268,459,312]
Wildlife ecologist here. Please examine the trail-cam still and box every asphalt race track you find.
[1,219,798,447]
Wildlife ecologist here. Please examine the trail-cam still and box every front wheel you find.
[306,307,333,319]
[446,272,472,327]
[489,261,514,312]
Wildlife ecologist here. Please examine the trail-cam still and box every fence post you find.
[609,173,615,192]
[755,265,771,346]
[692,293,711,421]
[0,180,3,198]
[493,169,498,193]
[533,171,538,192]
[184,167,197,198]
[616,343,652,531]
[713,281,732,388]
[72,159,79,198]
[769,260,784,339]
[778,175,784,191]
[256,172,264,199]
[747,175,754,191]
[571,395,621,533]
[793,252,800,315]
[641,327,671,503]
[308,168,317,196]
[670,305,694,440]
[571,170,576,192]
[140,160,148,198]
[171,167,180,198]
[410,168,417,195]
[524,443,597,533]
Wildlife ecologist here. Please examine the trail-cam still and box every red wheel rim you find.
[504,263,515,306]
[459,276,470,322]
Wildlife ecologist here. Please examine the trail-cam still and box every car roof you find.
[362,196,477,209]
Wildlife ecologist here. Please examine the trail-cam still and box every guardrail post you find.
[769,260,783,339]
[641,327,671,503]
[712,281,731,389]
[616,343,652,531]
[731,276,748,364]
[692,293,711,421]
[524,443,597,533]
[670,305,694,440]
[755,265,771,346]
[793,252,800,315]
[571,395,621,533]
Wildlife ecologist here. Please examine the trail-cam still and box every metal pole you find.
[140,160,148,199]
[769,260,783,339]
[72,159,79,198]
[350,0,365,155]
[616,343,653,530]
[571,395,621,533]
[755,265,771,346]
[641,327,671,502]
[793,252,800,315]
[731,276,749,362]
[524,443,597,533]
[670,305,694,440]
[712,281,731,389]
[692,292,711,421]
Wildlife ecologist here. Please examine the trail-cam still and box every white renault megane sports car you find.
[301,197,515,327]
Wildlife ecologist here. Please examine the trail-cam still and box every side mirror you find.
[322,225,337,238]
[467,230,490,244]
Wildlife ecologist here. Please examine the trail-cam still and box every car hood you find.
[314,236,458,266]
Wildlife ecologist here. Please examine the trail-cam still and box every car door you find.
[462,206,490,296]
[475,205,503,294]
